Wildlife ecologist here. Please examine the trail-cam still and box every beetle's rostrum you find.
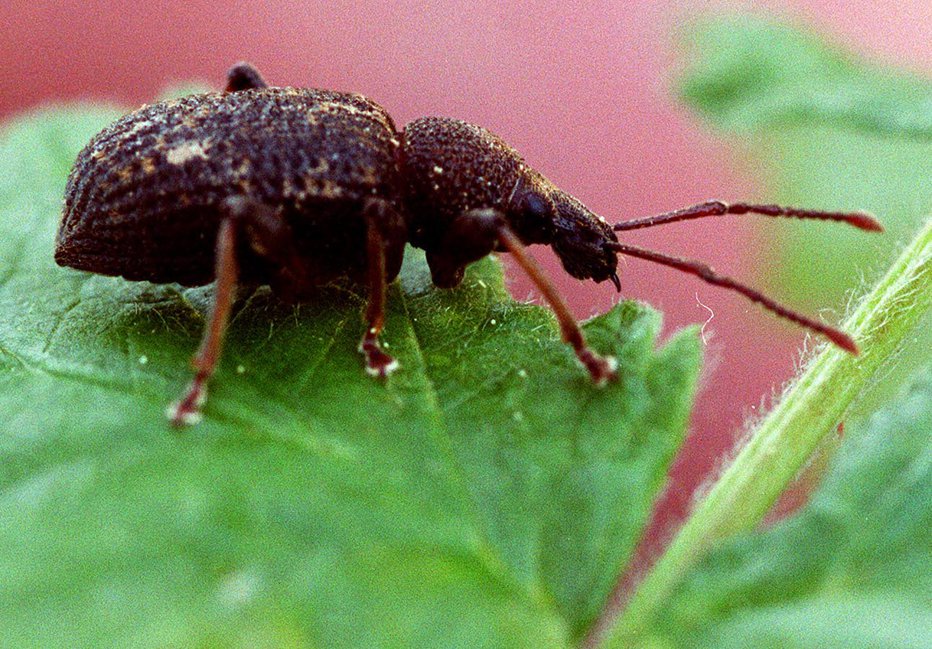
[55,63,883,426]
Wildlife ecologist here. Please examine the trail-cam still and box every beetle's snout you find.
[549,190,619,287]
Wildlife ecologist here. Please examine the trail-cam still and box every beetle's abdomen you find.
[57,88,401,286]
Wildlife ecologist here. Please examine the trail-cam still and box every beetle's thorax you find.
[399,117,539,248]
[399,116,618,286]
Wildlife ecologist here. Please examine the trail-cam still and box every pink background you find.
[3,0,929,570]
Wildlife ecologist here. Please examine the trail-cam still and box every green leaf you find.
[679,15,932,140]
[626,367,932,648]
[0,106,701,646]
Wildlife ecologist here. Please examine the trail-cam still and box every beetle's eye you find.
[518,191,551,221]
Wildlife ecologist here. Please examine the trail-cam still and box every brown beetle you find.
[55,63,882,426]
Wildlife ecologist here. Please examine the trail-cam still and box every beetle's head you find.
[511,180,620,289]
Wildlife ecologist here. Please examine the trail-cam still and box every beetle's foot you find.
[579,350,618,387]
[167,374,208,427]
[359,335,399,379]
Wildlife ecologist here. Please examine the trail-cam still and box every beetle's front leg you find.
[431,208,617,385]
[496,220,617,385]
[358,198,400,378]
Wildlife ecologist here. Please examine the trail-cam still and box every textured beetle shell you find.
[57,88,404,287]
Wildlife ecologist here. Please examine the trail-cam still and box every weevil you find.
[55,63,882,426]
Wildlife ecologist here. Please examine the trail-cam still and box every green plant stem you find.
[600,217,932,648]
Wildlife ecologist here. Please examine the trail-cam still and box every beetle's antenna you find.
[604,241,858,354]
[613,201,882,232]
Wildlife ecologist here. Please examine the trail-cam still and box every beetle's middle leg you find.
[358,198,399,378]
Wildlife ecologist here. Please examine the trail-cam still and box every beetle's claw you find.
[609,272,621,293]
[167,379,208,427]
[579,351,618,386]
[365,354,399,378]
[359,339,399,379]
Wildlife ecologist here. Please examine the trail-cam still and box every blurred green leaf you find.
[0,106,700,646]
[158,82,213,101]
[678,14,932,301]
[678,13,932,413]
[680,15,932,140]
[625,366,932,648]
[604,216,931,648]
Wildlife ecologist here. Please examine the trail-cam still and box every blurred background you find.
[2,0,929,574]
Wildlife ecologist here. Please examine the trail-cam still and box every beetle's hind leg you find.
[225,62,268,92]
[358,198,400,378]
[169,197,302,426]
[168,212,241,427]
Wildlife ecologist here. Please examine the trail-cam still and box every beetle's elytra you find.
[55,63,882,426]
